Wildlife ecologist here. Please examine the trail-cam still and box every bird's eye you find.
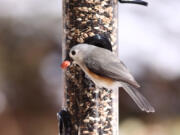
[71,50,76,56]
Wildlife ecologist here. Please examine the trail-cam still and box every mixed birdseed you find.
[62,0,118,134]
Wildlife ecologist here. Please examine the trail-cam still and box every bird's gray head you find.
[69,44,94,64]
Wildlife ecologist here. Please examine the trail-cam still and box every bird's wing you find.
[122,83,155,113]
[84,48,140,88]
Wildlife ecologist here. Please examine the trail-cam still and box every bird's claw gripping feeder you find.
[58,0,151,135]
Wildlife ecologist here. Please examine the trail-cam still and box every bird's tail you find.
[122,83,155,113]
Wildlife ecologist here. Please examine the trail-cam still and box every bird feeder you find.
[58,0,148,135]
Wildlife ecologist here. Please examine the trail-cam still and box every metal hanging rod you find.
[119,0,148,6]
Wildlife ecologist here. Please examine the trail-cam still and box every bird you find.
[64,43,155,113]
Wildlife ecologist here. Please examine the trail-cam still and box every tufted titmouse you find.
[63,44,155,113]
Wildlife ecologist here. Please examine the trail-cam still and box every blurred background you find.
[0,0,180,135]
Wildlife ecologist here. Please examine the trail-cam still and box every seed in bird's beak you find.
[61,60,71,69]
